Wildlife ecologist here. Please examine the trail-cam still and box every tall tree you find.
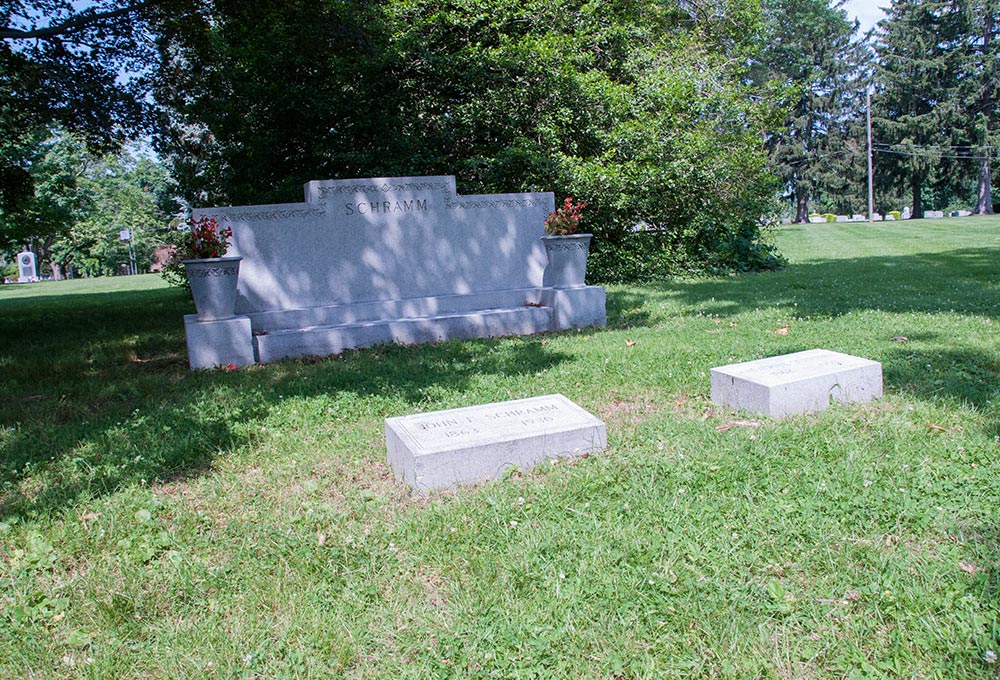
[757,0,869,222]
[2,133,176,277]
[4,133,95,278]
[71,147,178,277]
[959,0,999,214]
[873,0,967,217]
[1,1,188,248]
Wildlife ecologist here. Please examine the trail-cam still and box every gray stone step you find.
[247,288,545,333]
[254,305,553,362]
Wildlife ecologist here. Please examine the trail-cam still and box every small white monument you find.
[711,349,882,418]
[386,394,607,492]
[17,250,37,283]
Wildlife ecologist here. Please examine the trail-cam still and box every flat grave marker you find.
[385,394,607,492]
[710,349,882,418]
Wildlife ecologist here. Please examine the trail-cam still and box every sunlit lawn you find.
[1,216,998,678]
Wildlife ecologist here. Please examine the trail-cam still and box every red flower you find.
[184,216,234,259]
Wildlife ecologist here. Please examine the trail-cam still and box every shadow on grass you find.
[883,346,1000,436]
[605,289,654,330]
[0,285,571,520]
[605,247,1000,324]
[967,524,1000,606]
[672,247,1000,319]
[4,245,998,518]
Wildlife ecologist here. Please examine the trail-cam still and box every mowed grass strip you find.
[1,217,998,678]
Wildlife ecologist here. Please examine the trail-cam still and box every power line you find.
[872,147,996,160]
[874,142,1000,151]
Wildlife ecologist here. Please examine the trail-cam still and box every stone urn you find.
[183,256,242,321]
[541,234,592,288]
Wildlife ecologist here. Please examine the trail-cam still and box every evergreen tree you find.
[873,0,967,217]
[757,0,869,222]
[810,82,873,215]
[958,0,999,213]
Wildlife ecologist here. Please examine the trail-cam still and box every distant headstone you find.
[808,216,825,223]
[902,206,911,219]
[17,250,36,283]
[851,214,866,222]
[923,210,944,219]
[710,349,882,419]
[385,394,607,492]
[836,215,849,222]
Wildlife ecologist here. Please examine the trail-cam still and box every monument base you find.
[184,286,607,368]
[540,286,606,330]
[183,315,256,369]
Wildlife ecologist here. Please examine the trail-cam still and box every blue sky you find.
[842,0,887,34]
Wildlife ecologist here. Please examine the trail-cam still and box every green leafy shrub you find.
[1,261,17,281]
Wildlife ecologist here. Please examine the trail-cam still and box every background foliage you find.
[153,0,784,280]
[0,133,178,278]
[3,0,999,277]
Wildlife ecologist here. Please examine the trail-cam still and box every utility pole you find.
[867,87,874,222]
[120,227,137,275]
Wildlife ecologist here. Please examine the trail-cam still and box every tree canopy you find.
[1,1,163,148]
[1,1,178,252]
[153,0,784,280]
[756,0,870,222]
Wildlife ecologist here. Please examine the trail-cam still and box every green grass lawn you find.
[1,217,999,678]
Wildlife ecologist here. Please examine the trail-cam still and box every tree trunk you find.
[911,177,923,218]
[794,185,810,223]
[975,157,994,214]
[975,11,995,215]
[49,260,65,281]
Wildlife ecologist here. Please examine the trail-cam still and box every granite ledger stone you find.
[385,394,607,492]
[710,349,883,418]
